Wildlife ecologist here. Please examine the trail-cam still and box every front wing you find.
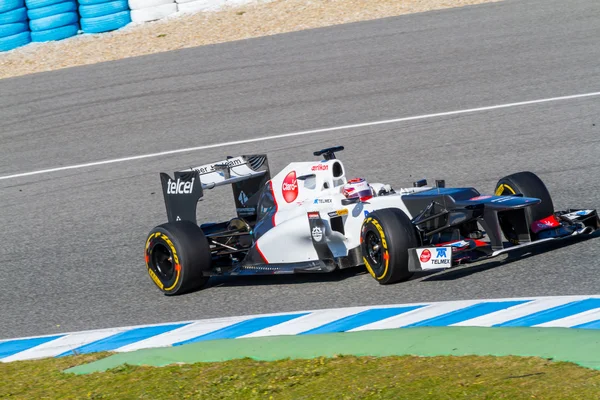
[408,209,599,272]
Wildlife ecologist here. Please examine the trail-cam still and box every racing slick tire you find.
[495,171,554,223]
[145,221,211,295]
[360,208,419,285]
[495,171,555,242]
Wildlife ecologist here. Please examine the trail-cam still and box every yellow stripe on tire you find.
[495,183,516,196]
[145,231,181,292]
[162,236,180,292]
[363,257,376,278]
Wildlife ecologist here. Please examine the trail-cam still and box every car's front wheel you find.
[495,171,556,243]
[495,171,554,223]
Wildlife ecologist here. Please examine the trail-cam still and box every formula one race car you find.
[144,146,599,295]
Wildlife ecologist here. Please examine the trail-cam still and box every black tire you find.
[144,221,211,295]
[360,208,419,285]
[495,171,554,224]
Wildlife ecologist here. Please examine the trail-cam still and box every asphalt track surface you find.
[1,0,599,339]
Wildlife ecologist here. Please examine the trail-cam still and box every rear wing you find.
[160,155,270,224]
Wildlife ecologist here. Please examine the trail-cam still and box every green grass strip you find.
[67,326,600,375]
[4,353,600,399]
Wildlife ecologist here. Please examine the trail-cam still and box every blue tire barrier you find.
[0,7,27,24]
[30,22,78,41]
[25,0,65,10]
[29,11,78,31]
[0,30,30,51]
[0,0,24,13]
[27,0,76,20]
[129,0,173,9]
[0,21,28,38]
[78,0,115,5]
[79,0,129,19]
[80,10,130,33]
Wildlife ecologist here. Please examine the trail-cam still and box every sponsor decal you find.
[282,171,299,203]
[313,198,333,204]
[431,248,450,265]
[311,164,329,171]
[364,210,370,217]
[328,209,349,218]
[308,212,320,219]
[491,197,512,203]
[469,195,492,201]
[194,157,244,175]
[237,207,255,216]
[312,227,323,242]
[531,215,560,233]
[238,190,249,206]
[166,178,195,195]
[448,240,470,248]
[417,246,452,270]
[419,249,431,263]
[562,210,593,220]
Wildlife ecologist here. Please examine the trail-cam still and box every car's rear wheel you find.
[360,208,419,284]
[144,221,211,295]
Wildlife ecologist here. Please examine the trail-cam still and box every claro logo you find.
[167,178,195,195]
[282,171,298,203]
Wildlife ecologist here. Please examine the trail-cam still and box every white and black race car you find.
[145,146,599,295]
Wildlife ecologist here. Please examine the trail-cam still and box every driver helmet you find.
[342,178,373,201]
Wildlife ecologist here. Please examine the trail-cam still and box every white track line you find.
[2,91,599,182]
